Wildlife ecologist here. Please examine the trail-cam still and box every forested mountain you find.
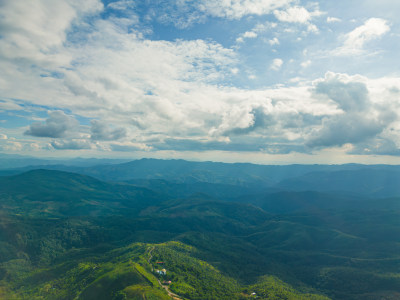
[0,169,164,217]
[1,160,400,299]
[0,154,130,171]
[4,158,400,197]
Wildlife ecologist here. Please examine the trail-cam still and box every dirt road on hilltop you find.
[147,246,184,300]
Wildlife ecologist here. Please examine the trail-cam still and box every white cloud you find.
[0,5,238,132]
[248,74,257,80]
[236,22,278,44]
[327,17,341,23]
[24,111,79,138]
[333,18,390,56]
[306,72,399,152]
[198,0,293,19]
[270,59,283,71]
[0,0,102,67]
[109,141,152,152]
[243,31,258,38]
[269,37,280,46]
[307,24,318,33]
[107,0,135,11]
[236,31,258,43]
[51,139,92,150]
[274,6,313,23]
[0,134,7,140]
[142,0,292,28]
[1,1,400,158]
[0,100,24,111]
[275,6,323,22]
[90,120,127,141]
[273,6,323,33]
[1,141,23,152]
[301,60,311,68]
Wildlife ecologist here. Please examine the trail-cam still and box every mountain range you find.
[0,158,400,299]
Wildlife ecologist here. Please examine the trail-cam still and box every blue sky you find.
[1,0,400,164]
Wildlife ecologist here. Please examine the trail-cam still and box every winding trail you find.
[147,246,184,300]
[147,246,155,271]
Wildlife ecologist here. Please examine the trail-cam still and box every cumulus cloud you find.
[269,37,280,46]
[270,58,283,71]
[2,0,400,158]
[0,0,102,66]
[24,111,79,138]
[109,141,152,152]
[274,6,313,23]
[51,139,92,150]
[273,5,323,32]
[236,22,277,43]
[244,31,258,38]
[90,120,127,141]
[0,134,7,140]
[68,29,236,88]
[201,90,329,153]
[306,73,398,149]
[301,60,311,68]
[224,107,278,137]
[306,114,387,148]
[327,17,341,23]
[350,138,400,156]
[333,18,390,56]
[210,106,263,137]
[198,0,293,19]
[236,31,258,43]
[0,0,238,136]
[314,75,370,112]
[137,0,292,29]
[3,142,23,151]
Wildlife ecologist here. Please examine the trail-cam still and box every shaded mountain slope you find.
[0,169,164,217]
[277,169,400,197]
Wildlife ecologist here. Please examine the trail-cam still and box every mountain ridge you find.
[1,163,400,299]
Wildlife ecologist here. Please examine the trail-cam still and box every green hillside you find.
[1,168,400,299]
[0,169,164,217]
[0,240,329,300]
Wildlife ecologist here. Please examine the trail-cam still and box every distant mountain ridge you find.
[277,168,400,197]
[3,158,400,197]
[0,153,131,170]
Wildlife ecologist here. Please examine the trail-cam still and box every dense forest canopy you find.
[0,158,400,299]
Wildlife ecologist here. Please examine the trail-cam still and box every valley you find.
[0,158,400,299]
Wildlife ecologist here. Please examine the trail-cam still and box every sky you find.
[1,0,400,164]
